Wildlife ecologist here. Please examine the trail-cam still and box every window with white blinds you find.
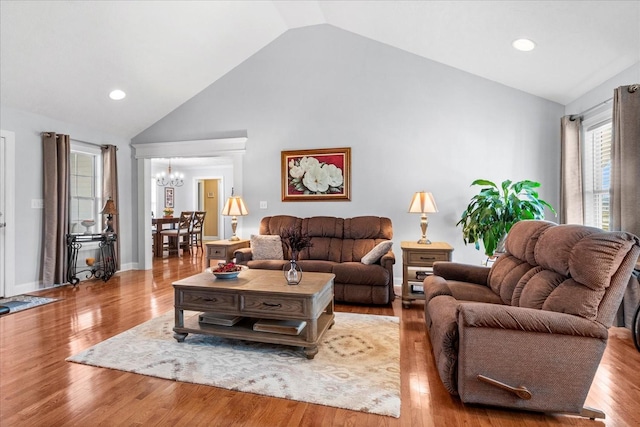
[69,143,102,234]
[583,119,612,230]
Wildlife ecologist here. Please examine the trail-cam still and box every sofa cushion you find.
[259,215,302,236]
[247,259,288,270]
[361,241,393,265]
[298,217,344,262]
[303,237,343,263]
[304,216,344,238]
[569,232,636,291]
[341,217,393,261]
[445,281,503,305]
[250,235,284,260]
[487,255,535,304]
[332,262,390,286]
[542,278,605,319]
[343,216,393,240]
[504,220,554,265]
[511,266,562,309]
[297,260,335,274]
[534,224,600,277]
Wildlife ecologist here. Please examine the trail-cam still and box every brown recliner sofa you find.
[234,215,395,305]
[423,220,640,419]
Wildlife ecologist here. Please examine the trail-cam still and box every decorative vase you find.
[80,219,95,234]
[283,259,302,285]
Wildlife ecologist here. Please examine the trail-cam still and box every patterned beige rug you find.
[67,311,401,417]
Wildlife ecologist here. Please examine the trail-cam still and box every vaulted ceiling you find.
[1,1,638,139]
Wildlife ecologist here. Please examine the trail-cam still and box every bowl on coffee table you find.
[208,263,246,280]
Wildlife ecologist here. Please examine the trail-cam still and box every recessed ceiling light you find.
[109,89,126,100]
[512,38,536,52]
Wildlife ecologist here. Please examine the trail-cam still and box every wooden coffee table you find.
[172,269,335,359]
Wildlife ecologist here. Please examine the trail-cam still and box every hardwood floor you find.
[1,253,639,426]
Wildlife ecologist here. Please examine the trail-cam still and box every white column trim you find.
[132,136,247,159]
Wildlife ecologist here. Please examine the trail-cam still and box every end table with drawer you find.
[401,241,454,308]
[205,239,250,268]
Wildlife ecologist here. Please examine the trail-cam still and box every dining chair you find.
[190,211,207,252]
[160,211,193,257]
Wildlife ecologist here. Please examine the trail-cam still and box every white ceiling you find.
[1,1,639,139]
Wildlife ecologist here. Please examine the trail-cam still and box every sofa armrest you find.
[433,262,490,286]
[457,303,608,339]
[456,302,609,412]
[380,250,395,268]
[234,247,253,265]
[423,275,453,303]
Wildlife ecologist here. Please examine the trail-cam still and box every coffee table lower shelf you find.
[173,311,335,359]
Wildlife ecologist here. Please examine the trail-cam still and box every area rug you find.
[67,311,401,417]
[0,295,59,314]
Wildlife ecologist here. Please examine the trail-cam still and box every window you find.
[582,116,612,230]
[70,144,102,234]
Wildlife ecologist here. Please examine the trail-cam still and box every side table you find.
[66,233,117,285]
[205,239,250,268]
[401,241,453,308]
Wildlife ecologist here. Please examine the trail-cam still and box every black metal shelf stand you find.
[66,233,117,285]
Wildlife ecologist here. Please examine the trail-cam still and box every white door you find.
[0,130,15,298]
[0,134,6,297]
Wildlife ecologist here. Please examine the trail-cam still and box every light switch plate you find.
[259,201,267,209]
[31,199,44,209]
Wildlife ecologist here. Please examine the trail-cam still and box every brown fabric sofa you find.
[234,215,395,304]
[423,220,640,418]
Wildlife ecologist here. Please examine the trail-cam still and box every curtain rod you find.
[41,132,117,150]
[569,84,638,121]
[570,98,612,121]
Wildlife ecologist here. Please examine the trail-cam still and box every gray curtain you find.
[611,84,640,328]
[42,132,70,286]
[102,145,120,270]
[559,116,584,225]
[611,84,640,237]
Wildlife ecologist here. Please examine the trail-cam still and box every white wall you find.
[133,24,564,274]
[0,106,134,292]
[565,62,640,115]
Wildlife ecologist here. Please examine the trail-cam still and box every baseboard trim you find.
[9,280,42,297]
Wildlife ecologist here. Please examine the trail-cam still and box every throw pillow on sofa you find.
[361,241,393,265]
[251,235,284,260]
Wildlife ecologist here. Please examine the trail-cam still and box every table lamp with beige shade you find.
[221,191,249,241]
[101,197,117,234]
[408,191,438,244]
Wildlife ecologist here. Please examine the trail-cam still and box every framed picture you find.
[281,147,351,201]
[164,187,174,208]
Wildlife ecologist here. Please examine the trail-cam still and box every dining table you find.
[152,217,181,257]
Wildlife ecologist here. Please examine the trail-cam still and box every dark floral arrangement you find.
[280,226,313,260]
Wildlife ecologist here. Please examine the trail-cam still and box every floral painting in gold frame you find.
[281,147,351,201]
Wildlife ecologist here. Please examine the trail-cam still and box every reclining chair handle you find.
[477,375,532,400]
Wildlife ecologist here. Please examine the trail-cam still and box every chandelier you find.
[156,159,184,187]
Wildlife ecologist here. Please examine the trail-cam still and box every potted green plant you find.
[457,179,556,257]
[162,207,174,218]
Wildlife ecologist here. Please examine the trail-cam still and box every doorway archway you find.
[133,136,247,270]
